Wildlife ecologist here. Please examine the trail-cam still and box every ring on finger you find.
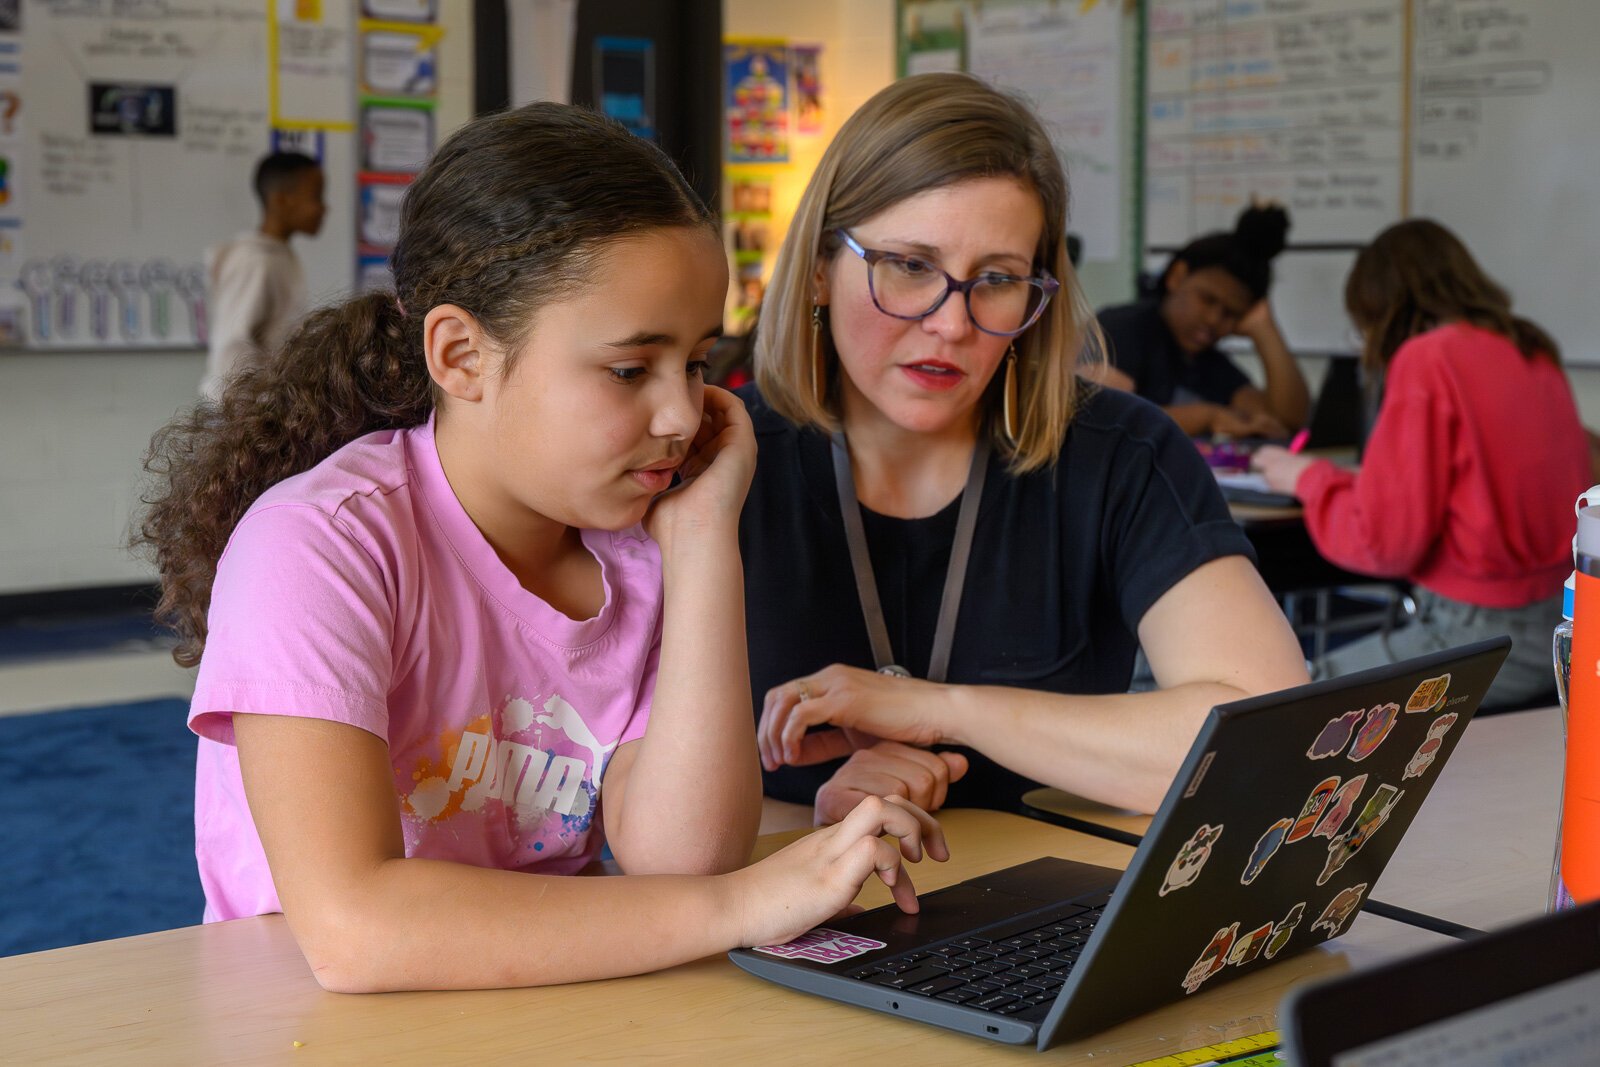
[797,682,811,702]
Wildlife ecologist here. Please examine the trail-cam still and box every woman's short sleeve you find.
[1094,401,1257,630]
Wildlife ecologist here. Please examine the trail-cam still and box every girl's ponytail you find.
[136,291,431,667]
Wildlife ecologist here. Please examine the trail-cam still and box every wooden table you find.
[0,810,1451,1066]
[1025,706,1563,933]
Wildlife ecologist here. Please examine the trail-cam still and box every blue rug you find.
[0,697,205,956]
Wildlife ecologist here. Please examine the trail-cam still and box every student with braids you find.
[1254,219,1588,709]
[1095,202,1310,438]
[135,103,945,993]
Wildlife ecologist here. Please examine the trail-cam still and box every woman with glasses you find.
[740,74,1308,826]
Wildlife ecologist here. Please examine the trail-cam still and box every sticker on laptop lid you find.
[1286,776,1341,843]
[1264,901,1304,959]
[1311,774,1367,839]
[1347,702,1400,761]
[1240,817,1293,886]
[1311,882,1368,938]
[1307,709,1364,759]
[1181,922,1238,995]
[752,929,888,964]
[1160,822,1223,897]
[1405,673,1452,713]
[1226,921,1275,966]
[1403,712,1459,780]
[1318,784,1405,885]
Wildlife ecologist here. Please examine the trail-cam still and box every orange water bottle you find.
[1564,493,1600,904]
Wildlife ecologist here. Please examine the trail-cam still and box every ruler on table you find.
[1123,1030,1282,1066]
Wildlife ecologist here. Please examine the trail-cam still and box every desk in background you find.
[1025,706,1561,934]
[0,810,1452,1065]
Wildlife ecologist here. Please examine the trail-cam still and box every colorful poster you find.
[725,40,788,164]
[270,0,356,131]
[792,44,822,134]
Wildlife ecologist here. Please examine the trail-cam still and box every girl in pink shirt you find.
[134,103,945,992]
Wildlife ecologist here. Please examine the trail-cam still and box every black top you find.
[735,382,1256,811]
[1098,298,1251,408]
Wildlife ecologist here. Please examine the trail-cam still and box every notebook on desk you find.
[1282,899,1600,1066]
[730,638,1511,1051]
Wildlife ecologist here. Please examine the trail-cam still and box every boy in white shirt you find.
[200,152,325,401]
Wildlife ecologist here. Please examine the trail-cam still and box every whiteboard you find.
[1143,0,1600,362]
[1144,0,1406,354]
[1,1,355,351]
[1410,0,1600,366]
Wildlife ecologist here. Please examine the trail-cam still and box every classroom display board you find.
[1144,0,1600,362]
[898,0,1126,265]
[0,1,358,351]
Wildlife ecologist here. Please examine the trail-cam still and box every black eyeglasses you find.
[835,229,1059,337]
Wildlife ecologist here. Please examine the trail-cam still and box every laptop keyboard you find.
[843,894,1108,1022]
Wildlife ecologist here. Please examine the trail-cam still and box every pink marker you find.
[1288,428,1311,454]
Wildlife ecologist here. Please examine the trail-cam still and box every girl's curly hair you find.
[133,102,713,667]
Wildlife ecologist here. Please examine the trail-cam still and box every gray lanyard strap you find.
[830,433,989,683]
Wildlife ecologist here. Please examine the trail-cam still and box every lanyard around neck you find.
[830,433,989,684]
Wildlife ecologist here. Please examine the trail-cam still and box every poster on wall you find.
[271,0,355,131]
[594,36,655,140]
[724,39,788,164]
[791,44,822,134]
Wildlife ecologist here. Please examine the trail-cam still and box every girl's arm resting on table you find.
[603,384,761,876]
[234,713,945,993]
[765,556,1309,819]
[601,530,760,876]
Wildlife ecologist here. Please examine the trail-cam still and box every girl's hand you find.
[813,741,969,826]
[645,385,755,548]
[759,665,951,771]
[1251,444,1315,495]
[1237,298,1279,344]
[728,794,950,949]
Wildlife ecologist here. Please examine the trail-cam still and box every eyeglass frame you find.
[833,228,1061,338]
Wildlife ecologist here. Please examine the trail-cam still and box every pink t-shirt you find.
[188,418,663,922]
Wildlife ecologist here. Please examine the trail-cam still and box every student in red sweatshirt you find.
[1253,218,1588,709]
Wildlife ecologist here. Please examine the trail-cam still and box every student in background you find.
[135,104,943,993]
[741,73,1308,826]
[199,152,325,401]
[1254,218,1587,709]
[1094,203,1309,438]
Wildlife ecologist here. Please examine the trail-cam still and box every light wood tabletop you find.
[1025,705,1563,932]
[0,809,1452,1066]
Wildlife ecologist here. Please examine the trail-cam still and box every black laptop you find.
[730,638,1510,1050]
[1283,899,1600,1066]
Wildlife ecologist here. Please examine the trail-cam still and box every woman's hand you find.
[1211,405,1287,440]
[645,385,755,549]
[813,741,969,826]
[1252,444,1316,495]
[759,665,952,770]
[1237,298,1280,345]
[726,794,949,949]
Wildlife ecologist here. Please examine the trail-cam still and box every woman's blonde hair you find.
[755,72,1102,471]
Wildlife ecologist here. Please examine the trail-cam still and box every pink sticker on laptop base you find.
[753,929,888,964]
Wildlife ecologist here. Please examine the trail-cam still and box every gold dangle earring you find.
[810,304,828,408]
[1002,346,1021,447]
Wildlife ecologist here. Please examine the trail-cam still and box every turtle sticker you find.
[1161,823,1223,897]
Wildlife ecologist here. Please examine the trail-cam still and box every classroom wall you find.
[0,9,476,598]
